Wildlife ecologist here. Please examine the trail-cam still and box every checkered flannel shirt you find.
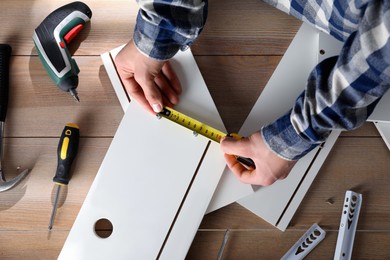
[134,0,390,160]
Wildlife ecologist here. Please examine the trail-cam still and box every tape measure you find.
[158,107,255,168]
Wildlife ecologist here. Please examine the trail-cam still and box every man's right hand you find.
[115,40,182,115]
[221,132,297,186]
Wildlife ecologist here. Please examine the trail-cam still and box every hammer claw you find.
[0,169,29,192]
[0,45,30,193]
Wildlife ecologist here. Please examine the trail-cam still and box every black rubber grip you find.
[236,156,256,169]
[34,1,92,73]
[53,124,80,185]
[0,44,12,122]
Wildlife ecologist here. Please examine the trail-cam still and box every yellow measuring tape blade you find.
[158,107,229,143]
[158,107,255,168]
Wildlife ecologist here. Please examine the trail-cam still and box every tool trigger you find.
[64,24,84,44]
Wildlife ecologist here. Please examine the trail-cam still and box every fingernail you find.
[152,104,162,113]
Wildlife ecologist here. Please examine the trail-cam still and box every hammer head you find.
[0,168,29,192]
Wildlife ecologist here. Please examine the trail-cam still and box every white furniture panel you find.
[59,49,227,259]
[102,47,254,214]
[238,23,343,231]
[367,91,390,123]
[160,142,226,259]
[374,122,390,150]
[101,24,344,233]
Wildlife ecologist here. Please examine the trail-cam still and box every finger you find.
[154,72,180,105]
[220,136,252,158]
[161,93,174,108]
[162,61,182,95]
[135,75,164,113]
[224,154,256,184]
[123,78,155,115]
[225,154,279,186]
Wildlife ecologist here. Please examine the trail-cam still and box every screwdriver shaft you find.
[217,229,230,260]
[69,89,80,102]
[48,185,61,230]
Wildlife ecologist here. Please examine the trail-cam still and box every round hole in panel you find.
[319,49,326,55]
[94,218,113,239]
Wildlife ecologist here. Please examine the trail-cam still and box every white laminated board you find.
[237,24,343,231]
[101,24,345,233]
[365,35,390,148]
[59,49,227,259]
[367,90,390,123]
[368,86,390,151]
[101,46,254,215]
[100,21,383,234]
[374,122,390,150]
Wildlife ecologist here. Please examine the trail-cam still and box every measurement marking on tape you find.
[158,107,255,168]
[158,107,227,143]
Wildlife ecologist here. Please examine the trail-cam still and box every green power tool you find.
[33,1,92,102]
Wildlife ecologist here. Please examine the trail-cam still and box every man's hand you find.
[115,40,182,114]
[220,132,297,186]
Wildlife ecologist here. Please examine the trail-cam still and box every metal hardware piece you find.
[334,190,362,259]
[281,223,326,260]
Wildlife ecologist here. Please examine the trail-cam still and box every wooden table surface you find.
[1,0,389,259]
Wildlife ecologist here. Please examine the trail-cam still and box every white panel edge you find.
[374,122,390,150]
[100,46,129,112]
[160,142,226,259]
[367,90,390,123]
[276,130,340,231]
[237,23,320,227]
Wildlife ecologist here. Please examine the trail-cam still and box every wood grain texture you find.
[0,138,111,231]
[189,230,390,259]
[192,0,302,55]
[0,0,389,259]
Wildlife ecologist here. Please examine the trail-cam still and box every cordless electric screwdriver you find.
[33,1,92,102]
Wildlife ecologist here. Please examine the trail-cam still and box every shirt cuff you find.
[261,110,319,161]
[133,13,182,61]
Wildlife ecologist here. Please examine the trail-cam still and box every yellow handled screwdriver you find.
[48,123,80,230]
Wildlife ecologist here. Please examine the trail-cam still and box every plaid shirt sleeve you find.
[262,0,390,160]
[134,0,390,161]
[133,0,207,60]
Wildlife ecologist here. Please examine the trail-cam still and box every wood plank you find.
[6,56,123,137]
[1,0,388,258]
[7,55,378,138]
[7,55,289,137]
[188,230,390,259]
[197,57,380,137]
[2,136,386,232]
[192,0,301,55]
[196,55,280,133]
[199,137,390,230]
[0,0,137,56]
[292,137,390,230]
[0,138,111,230]
[340,122,381,137]
[0,231,67,259]
[0,0,300,56]
[1,229,389,259]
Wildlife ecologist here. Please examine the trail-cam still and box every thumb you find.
[220,136,251,158]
